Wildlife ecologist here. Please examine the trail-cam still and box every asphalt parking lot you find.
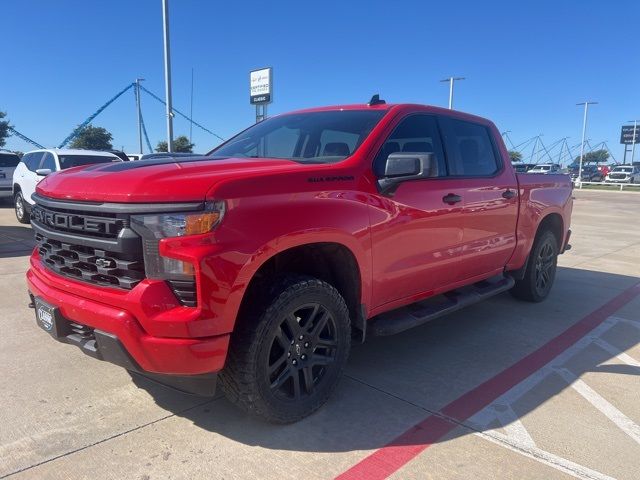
[1,189,639,480]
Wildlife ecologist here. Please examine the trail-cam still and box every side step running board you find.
[368,275,515,336]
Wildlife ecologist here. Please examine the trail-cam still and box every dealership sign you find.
[620,125,640,144]
[250,67,273,105]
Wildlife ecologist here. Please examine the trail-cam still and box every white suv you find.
[605,165,640,184]
[12,149,120,223]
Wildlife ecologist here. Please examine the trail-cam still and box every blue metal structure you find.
[7,126,45,149]
[58,83,135,148]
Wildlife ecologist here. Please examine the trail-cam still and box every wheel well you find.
[537,213,563,249]
[238,243,363,339]
[13,183,21,195]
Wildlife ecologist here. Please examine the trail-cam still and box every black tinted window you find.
[0,153,20,167]
[23,152,45,171]
[374,114,446,177]
[441,118,500,176]
[209,110,385,163]
[58,155,116,170]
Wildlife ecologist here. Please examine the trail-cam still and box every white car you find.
[527,163,561,174]
[605,165,640,184]
[12,149,120,223]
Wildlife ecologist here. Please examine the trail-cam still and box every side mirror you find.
[35,168,52,176]
[378,152,435,194]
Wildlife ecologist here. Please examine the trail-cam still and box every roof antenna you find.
[368,94,386,106]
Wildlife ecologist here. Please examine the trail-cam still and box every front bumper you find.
[27,255,230,383]
[605,178,631,183]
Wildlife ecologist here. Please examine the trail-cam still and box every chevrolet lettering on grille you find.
[32,205,120,236]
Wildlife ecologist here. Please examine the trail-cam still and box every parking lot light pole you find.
[576,101,598,188]
[440,77,465,109]
[162,0,174,152]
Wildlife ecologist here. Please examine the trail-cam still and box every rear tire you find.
[14,191,30,224]
[511,230,558,302]
[220,275,351,423]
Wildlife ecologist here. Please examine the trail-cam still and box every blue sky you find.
[2,0,639,164]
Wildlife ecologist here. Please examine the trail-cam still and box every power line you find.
[139,85,225,142]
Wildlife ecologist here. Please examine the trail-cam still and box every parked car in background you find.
[576,165,606,182]
[106,150,130,162]
[0,151,21,200]
[126,153,143,161]
[605,165,640,183]
[527,163,561,174]
[12,149,121,223]
[567,162,611,181]
[512,162,536,173]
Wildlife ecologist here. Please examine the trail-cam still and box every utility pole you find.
[161,0,174,152]
[440,77,465,109]
[135,78,145,154]
[576,101,598,188]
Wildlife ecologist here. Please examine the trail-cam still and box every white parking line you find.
[474,430,616,480]
[593,337,640,368]
[556,368,640,445]
[467,314,640,479]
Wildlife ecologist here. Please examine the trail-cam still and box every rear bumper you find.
[27,257,230,381]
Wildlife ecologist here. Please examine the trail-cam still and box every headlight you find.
[131,201,225,239]
[131,201,225,280]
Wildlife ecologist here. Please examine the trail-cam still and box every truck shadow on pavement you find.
[130,266,640,454]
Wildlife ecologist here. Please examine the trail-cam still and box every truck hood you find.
[36,156,298,203]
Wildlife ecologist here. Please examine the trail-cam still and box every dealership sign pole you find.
[250,67,273,124]
[620,122,640,164]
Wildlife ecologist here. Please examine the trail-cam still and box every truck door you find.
[438,116,518,281]
[369,114,464,308]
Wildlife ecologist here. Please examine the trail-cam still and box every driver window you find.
[373,115,446,177]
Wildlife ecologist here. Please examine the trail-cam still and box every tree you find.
[0,111,11,148]
[573,149,609,164]
[69,125,113,150]
[156,135,194,153]
[508,150,523,162]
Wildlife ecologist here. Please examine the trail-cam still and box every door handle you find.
[502,189,516,199]
[442,193,462,205]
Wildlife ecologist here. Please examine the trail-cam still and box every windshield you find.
[613,167,632,172]
[58,155,117,170]
[209,110,386,163]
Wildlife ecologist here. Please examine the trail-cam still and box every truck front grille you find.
[35,232,145,289]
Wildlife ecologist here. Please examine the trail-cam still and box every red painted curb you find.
[336,282,640,480]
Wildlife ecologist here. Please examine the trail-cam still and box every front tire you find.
[511,230,559,302]
[14,192,30,224]
[220,276,351,423]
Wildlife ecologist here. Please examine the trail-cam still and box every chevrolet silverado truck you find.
[26,98,573,423]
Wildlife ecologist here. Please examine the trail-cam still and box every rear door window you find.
[440,118,501,176]
[0,153,20,167]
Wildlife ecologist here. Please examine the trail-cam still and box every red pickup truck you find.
[26,99,573,423]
